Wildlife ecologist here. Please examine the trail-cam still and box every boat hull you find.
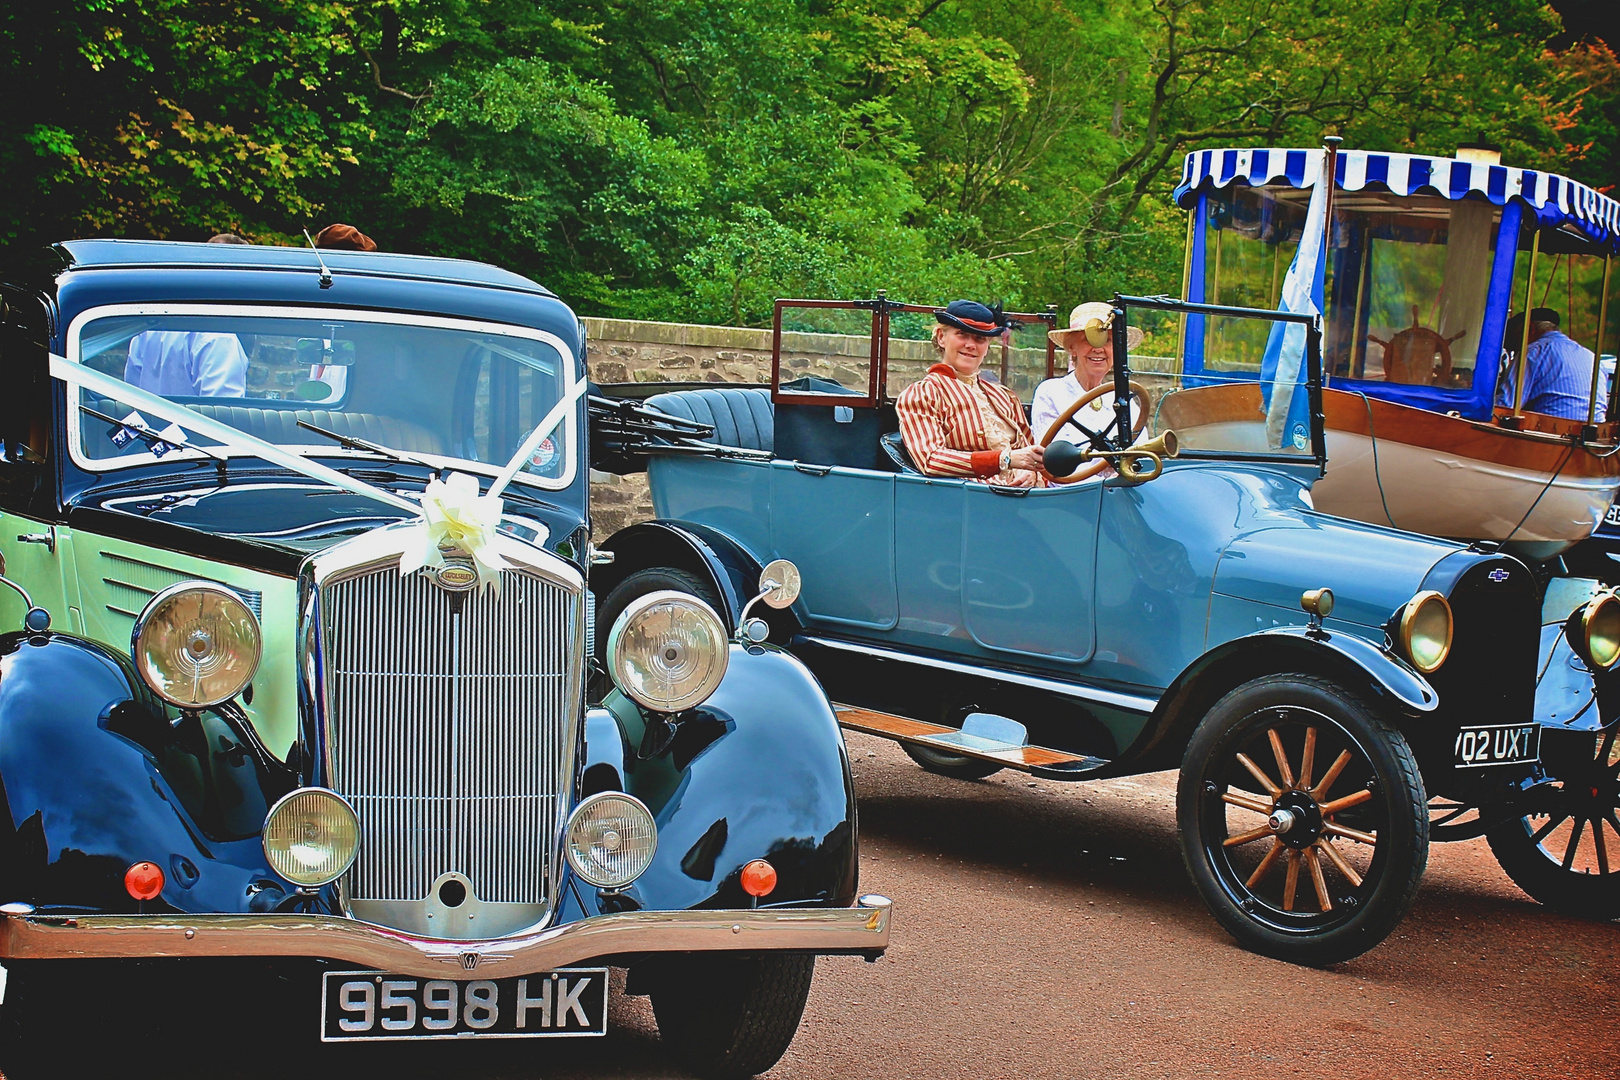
[1158,384,1620,557]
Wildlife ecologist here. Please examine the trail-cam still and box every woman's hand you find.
[1009,445,1044,471]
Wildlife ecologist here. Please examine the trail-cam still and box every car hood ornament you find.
[398,471,509,595]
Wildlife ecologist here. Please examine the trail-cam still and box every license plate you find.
[1604,504,1620,527]
[321,968,608,1042]
[1453,723,1540,769]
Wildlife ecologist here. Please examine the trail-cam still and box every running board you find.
[834,704,1111,780]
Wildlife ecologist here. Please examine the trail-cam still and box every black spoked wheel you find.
[1177,674,1428,966]
[899,697,1004,780]
[1487,727,1620,919]
[650,953,816,1078]
[900,741,1004,781]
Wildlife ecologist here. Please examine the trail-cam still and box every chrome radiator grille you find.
[322,565,578,905]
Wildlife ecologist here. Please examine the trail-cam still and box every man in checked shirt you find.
[895,300,1047,486]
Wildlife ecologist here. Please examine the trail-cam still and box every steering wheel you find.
[1039,381,1151,485]
[1368,305,1465,386]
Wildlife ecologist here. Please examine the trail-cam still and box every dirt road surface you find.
[6,732,1617,1080]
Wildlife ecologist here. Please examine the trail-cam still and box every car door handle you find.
[792,462,833,476]
[985,484,1030,497]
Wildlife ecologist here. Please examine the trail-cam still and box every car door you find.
[960,482,1102,664]
[769,461,898,630]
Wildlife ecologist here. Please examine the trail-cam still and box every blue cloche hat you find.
[935,300,1015,337]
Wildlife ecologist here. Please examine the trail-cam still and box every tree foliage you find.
[3,0,1614,325]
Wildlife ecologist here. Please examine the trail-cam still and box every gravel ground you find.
[5,731,1616,1080]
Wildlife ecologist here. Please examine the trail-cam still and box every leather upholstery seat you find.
[84,397,445,456]
[643,387,774,452]
[878,430,920,473]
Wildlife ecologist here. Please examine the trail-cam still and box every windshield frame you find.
[64,302,582,492]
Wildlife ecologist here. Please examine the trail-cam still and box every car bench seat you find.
[642,387,774,452]
[83,396,446,456]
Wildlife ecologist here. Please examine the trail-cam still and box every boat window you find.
[1506,246,1615,362]
[1328,191,1500,390]
[1198,186,1309,375]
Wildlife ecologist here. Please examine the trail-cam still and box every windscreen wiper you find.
[295,419,443,477]
[82,404,229,483]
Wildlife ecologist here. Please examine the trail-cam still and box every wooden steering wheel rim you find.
[1039,380,1152,485]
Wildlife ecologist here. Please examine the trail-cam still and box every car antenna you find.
[302,228,334,289]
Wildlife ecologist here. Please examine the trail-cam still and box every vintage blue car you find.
[0,239,890,1075]
[596,292,1620,966]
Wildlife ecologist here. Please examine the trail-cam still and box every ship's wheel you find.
[1368,305,1466,386]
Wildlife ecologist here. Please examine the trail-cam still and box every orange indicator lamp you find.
[740,859,777,898]
[125,861,165,901]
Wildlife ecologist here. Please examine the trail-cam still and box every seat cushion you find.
[643,387,774,452]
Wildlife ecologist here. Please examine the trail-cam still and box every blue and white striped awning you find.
[1174,147,1620,254]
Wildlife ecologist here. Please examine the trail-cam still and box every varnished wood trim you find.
[832,704,1091,768]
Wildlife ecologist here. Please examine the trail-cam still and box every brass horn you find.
[1080,429,1179,484]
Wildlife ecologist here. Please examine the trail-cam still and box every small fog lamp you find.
[740,859,777,898]
[124,861,165,901]
[132,582,261,707]
[1568,591,1620,671]
[262,788,360,887]
[566,792,657,890]
[607,590,728,712]
[1397,591,1453,674]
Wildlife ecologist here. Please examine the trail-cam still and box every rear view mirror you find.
[295,338,357,367]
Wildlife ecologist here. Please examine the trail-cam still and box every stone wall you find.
[583,315,1181,537]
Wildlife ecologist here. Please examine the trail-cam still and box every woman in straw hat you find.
[1030,301,1144,447]
[894,300,1046,486]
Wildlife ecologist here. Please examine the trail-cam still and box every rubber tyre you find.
[1485,730,1620,920]
[597,566,724,672]
[1177,674,1428,966]
[650,953,816,1079]
[900,741,1004,781]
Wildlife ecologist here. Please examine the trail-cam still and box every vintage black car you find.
[0,240,889,1076]
[594,293,1620,966]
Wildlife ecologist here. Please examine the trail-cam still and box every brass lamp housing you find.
[1566,591,1620,672]
[1395,591,1453,674]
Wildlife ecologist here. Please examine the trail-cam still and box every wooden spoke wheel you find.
[1177,674,1428,966]
[1038,381,1151,485]
[1486,727,1620,920]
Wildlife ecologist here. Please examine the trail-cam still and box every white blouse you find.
[1029,372,1141,446]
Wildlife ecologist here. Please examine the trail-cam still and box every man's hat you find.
[313,223,378,252]
[935,299,1012,337]
[1051,301,1143,352]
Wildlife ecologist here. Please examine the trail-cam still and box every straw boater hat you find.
[1050,301,1143,352]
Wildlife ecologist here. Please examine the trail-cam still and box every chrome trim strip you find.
[798,634,1161,714]
[0,896,894,978]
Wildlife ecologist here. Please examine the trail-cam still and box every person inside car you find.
[894,300,1046,486]
[1031,301,1143,445]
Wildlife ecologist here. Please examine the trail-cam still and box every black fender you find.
[597,520,785,633]
[0,631,306,915]
[1123,625,1435,773]
[585,643,856,914]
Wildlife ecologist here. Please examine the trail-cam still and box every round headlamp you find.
[132,582,261,708]
[262,787,360,887]
[565,792,657,889]
[1397,590,1453,674]
[1568,590,1620,671]
[607,590,728,712]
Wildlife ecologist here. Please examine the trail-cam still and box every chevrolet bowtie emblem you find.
[1488,569,1509,582]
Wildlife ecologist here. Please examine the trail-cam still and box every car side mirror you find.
[757,560,801,609]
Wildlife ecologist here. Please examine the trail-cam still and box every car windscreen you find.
[69,309,575,487]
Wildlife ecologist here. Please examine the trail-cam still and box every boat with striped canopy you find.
[1155,145,1620,559]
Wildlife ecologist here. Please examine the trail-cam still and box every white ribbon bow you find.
[398,472,509,594]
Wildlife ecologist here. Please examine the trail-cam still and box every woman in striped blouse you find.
[894,300,1046,487]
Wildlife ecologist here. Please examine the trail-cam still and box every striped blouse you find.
[895,364,1045,486]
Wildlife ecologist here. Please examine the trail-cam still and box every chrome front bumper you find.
[0,895,892,979]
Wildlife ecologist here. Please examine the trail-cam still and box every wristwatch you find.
[999,448,1012,472]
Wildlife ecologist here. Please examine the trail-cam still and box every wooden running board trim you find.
[834,704,1109,777]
